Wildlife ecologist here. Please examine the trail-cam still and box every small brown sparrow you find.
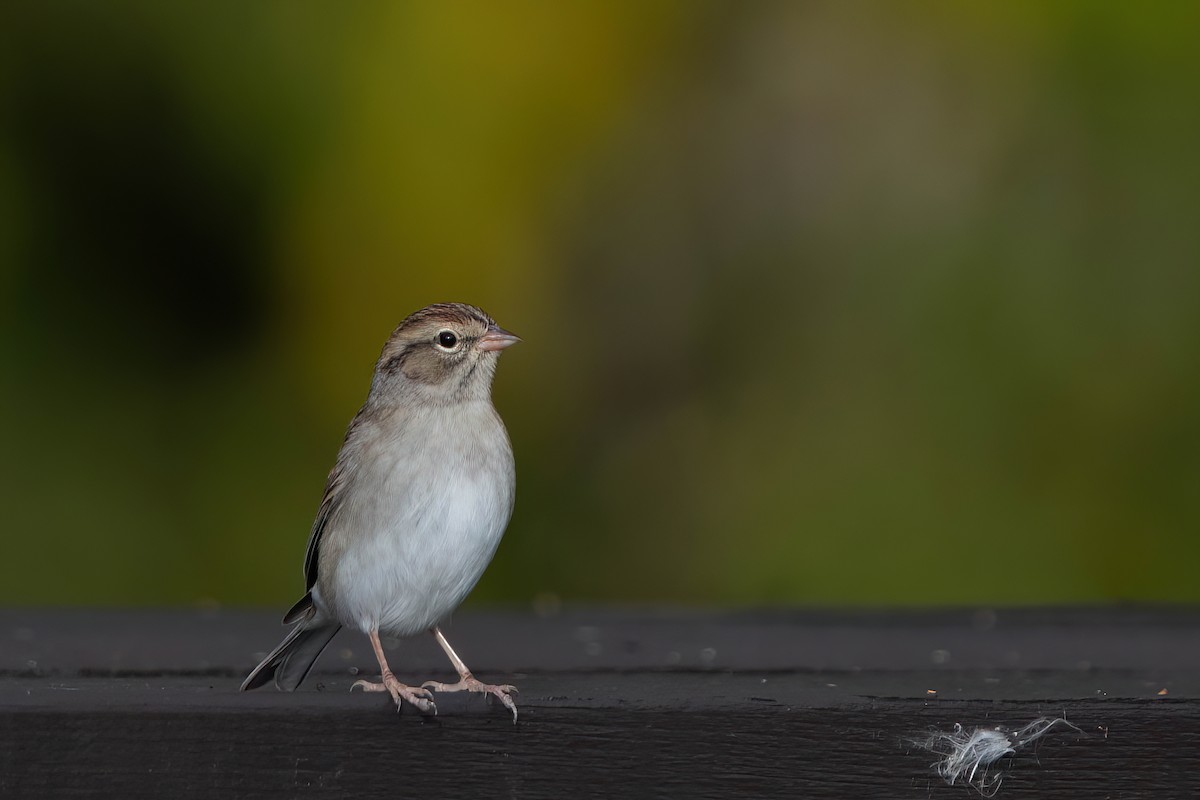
[241,303,521,720]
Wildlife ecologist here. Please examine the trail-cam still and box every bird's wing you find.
[300,411,366,592]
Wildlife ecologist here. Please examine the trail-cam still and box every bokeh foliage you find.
[2,1,1198,607]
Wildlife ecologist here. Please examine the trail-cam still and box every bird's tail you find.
[240,618,342,692]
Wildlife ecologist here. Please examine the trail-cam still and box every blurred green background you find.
[2,1,1198,608]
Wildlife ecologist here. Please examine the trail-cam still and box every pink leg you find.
[421,626,519,722]
[351,628,437,715]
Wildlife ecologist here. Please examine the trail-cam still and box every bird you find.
[241,302,521,720]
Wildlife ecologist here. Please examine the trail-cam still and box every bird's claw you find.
[351,675,438,715]
[421,676,520,722]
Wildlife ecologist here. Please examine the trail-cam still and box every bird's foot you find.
[422,675,519,721]
[352,671,437,715]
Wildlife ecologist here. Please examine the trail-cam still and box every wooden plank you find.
[1,608,1198,798]
[6,606,1200,674]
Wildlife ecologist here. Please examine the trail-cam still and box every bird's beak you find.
[478,326,521,352]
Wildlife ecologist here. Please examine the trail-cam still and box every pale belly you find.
[315,410,515,637]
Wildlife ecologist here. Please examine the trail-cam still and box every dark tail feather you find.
[240,620,342,692]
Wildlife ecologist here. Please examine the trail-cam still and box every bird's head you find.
[370,303,519,406]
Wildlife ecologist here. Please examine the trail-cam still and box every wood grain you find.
[1,608,1197,798]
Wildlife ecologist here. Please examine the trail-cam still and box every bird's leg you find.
[421,626,519,721]
[351,628,437,715]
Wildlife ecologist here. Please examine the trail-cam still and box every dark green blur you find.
[2,2,1198,607]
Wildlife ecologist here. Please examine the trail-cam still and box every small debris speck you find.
[573,626,600,643]
[971,608,997,631]
[532,592,562,618]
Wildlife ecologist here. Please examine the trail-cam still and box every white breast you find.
[322,401,515,637]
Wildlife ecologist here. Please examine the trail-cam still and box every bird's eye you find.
[436,330,459,349]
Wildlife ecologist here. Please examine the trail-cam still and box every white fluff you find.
[913,717,1082,797]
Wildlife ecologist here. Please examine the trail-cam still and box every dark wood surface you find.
[2,607,1198,798]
